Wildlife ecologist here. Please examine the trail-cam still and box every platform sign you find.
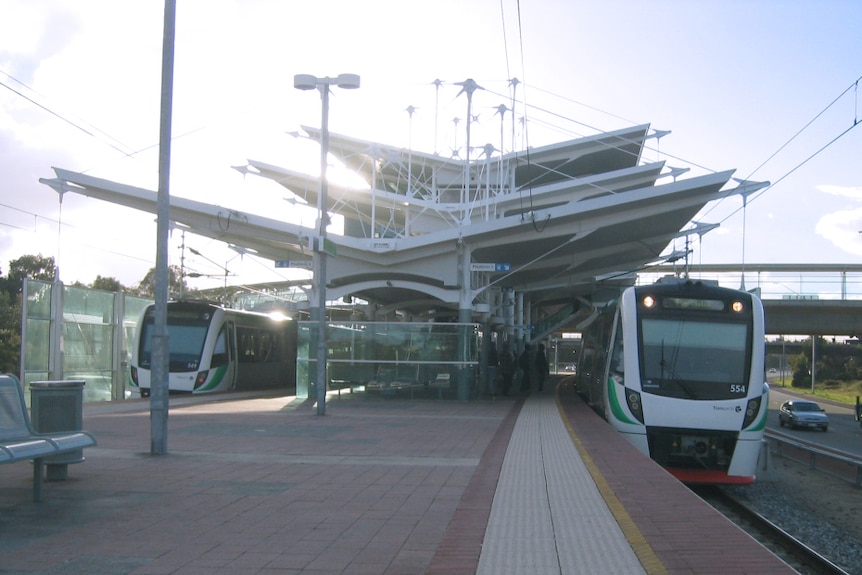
[275,260,312,269]
[471,263,511,272]
[322,237,337,257]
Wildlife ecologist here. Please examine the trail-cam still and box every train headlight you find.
[731,300,745,313]
[626,389,644,423]
[642,295,656,308]
[742,396,762,428]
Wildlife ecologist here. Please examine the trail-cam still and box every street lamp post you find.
[294,73,360,415]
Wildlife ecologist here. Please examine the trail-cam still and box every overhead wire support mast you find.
[151,0,176,456]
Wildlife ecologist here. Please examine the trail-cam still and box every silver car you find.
[778,400,829,431]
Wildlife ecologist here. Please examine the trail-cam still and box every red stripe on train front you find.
[667,467,755,485]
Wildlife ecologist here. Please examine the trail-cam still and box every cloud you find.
[815,185,862,257]
[817,184,862,200]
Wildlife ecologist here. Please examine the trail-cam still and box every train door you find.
[210,321,238,392]
[225,321,238,390]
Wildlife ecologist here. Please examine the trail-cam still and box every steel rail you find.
[697,486,850,575]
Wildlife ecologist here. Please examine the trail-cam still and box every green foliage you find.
[0,289,20,374]
[132,265,188,298]
[804,380,862,405]
[92,275,122,292]
[792,352,810,388]
[0,254,56,299]
[846,356,859,380]
[0,254,55,376]
[775,337,862,390]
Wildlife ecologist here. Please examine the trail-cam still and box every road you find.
[765,380,862,457]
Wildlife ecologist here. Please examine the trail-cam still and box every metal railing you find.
[643,264,862,301]
[764,430,862,487]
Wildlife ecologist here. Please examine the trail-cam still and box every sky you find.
[1,0,861,295]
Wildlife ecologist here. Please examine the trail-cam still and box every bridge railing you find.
[641,265,862,300]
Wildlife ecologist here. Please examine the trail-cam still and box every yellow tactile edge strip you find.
[555,387,668,575]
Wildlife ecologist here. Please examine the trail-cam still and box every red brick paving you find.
[0,383,794,574]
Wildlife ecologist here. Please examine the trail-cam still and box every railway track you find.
[694,486,850,575]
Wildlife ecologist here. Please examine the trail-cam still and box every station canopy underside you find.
[41,123,766,322]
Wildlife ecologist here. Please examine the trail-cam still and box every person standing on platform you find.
[535,343,549,392]
[519,344,532,393]
[499,343,515,396]
[487,343,499,396]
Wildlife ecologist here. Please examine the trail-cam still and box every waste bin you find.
[30,380,86,480]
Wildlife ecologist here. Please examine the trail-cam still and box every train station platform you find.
[0,378,793,574]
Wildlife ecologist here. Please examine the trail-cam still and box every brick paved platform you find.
[0,378,793,574]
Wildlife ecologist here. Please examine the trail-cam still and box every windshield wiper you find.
[660,341,696,399]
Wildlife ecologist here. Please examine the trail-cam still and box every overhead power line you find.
[0,71,135,157]
[702,74,862,225]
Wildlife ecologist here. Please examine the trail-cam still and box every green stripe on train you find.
[607,377,639,426]
[198,365,228,392]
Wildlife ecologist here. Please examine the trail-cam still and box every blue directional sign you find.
[471,263,511,272]
[275,260,312,269]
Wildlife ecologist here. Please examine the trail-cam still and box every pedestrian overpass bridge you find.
[650,263,862,337]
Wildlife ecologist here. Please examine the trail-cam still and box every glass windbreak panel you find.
[21,284,153,404]
[23,318,50,372]
[63,322,113,372]
[124,296,153,322]
[318,323,478,364]
[21,371,49,408]
[65,368,114,402]
[639,319,749,400]
[298,321,480,398]
[62,288,116,402]
[65,285,114,318]
[22,371,49,387]
[25,280,53,319]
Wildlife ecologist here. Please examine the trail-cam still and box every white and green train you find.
[130,301,296,396]
[577,278,768,485]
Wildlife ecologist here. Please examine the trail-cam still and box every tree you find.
[0,254,56,298]
[792,352,810,389]
[845,356,859,380]
[0,288,19,374]
[92,275,123,292]
[133,265,188,298]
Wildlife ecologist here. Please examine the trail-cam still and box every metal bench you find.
[0,374,96,502]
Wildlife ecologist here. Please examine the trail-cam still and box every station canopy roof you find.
[41,123,767,321]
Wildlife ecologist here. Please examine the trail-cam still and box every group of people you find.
[487,342,549,396]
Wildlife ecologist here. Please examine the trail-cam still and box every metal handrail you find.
[764,430,862,488]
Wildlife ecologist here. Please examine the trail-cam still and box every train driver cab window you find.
[608,313,625,378]
[212,328,228,367]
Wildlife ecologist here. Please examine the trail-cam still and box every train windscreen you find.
[639,319,749,400]
[138,317,210,372]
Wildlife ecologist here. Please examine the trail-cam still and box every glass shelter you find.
[297,321,481,400]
